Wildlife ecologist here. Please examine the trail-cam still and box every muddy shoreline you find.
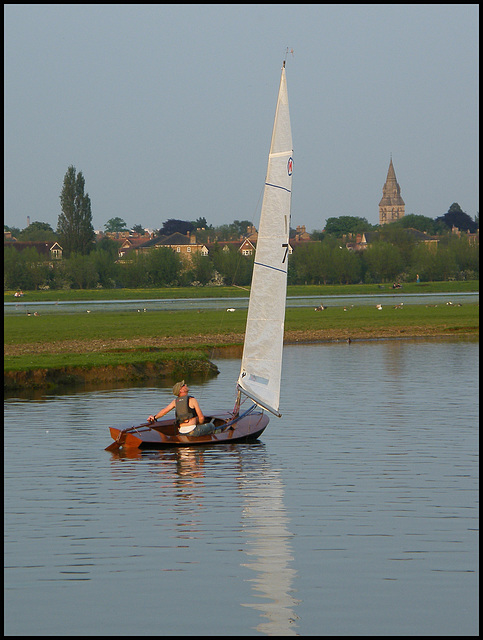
[4,325,475,357]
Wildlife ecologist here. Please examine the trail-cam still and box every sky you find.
[4,4,479,235]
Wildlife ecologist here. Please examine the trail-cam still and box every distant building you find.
[379,158,405,225]
[126,232,208,261]
[294,225,310,241]
[4,240,63,260]
[205,238,257,256]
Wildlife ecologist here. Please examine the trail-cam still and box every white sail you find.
[237,64,293,416]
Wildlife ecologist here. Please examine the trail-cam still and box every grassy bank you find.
[4,349,219,392]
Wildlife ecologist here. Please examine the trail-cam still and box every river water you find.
[4,338,479,636]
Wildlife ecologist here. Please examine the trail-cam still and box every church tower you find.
[379,158,405,225]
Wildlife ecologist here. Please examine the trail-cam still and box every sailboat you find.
[106,61,293,450]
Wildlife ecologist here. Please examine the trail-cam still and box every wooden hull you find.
[107,410,269,450]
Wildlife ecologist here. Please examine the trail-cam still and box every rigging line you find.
[232,283,250,292]
[250,181,265,221]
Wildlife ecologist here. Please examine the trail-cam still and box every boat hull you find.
[107,411,269,450]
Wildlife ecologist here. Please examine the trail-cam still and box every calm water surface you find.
[4,339,479,636]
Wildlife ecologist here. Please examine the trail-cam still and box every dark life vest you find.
[175,395,197,423]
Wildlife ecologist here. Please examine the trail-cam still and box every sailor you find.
[147,380,217,437]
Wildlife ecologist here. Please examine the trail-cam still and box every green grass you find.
[4,349,210,373]
[4,280,479,302]
[4,303,479,348]
[4,309,246,345]
[284,303,479,334]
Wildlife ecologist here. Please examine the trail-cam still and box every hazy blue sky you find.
[4,4,478,234]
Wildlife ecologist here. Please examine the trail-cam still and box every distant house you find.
[4,240,63,260]
[120,230,301,261]
[125,232,209,260]
[294,225,311,241]
[452,225,480,246]
[239,238,256,255]
[245,225,258,242]
[206,238,256,256]
[357,231,378,250]
[117,236,152,258]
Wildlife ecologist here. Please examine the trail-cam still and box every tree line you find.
[4,165,479,290]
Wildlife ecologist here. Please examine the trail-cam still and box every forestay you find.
[237,64,293,416]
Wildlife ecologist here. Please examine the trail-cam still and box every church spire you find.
[379,157,405,225]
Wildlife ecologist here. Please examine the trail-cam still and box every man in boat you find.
[147,380,218,436]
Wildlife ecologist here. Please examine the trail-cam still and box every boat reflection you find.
[109,443,299,635]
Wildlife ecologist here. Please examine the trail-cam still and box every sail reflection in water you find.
[240,465,299,635]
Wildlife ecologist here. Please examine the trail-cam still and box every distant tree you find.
[436,203,478,233]
[232,220,254,237]
[290,241,335,284]
[4,225,21,238]
[159,219,194,236]
[190,251,214,285]
[104,217,128,233]
[211,244,253,286]
[95,236,120,257]
[57,166,95,255]
[437,235,479,278]
[309,229,325,241]
[411,243,439,282]
[362,241,402,283]
[26,248,52,289]
[213,220,254,241]
[332,245,362,284]
[4,246,29,289]
[131,224,146,235]
[64,252,98,289]
[213,224,235,241]
[378,225,418,265]
[324,216,373,237]
[146,247,182,285]
[389,213,440,234]
[17,221,57,242]
[118,253,150,288]
[193,217,209,230]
